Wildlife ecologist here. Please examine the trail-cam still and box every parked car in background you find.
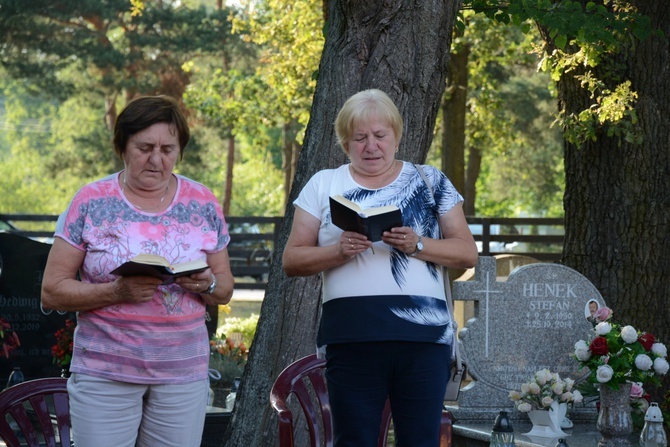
[0,218,18,232]
[226,222,273,284]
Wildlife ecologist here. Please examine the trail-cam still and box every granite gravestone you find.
[449,256,604,421]
[0,233,75,384]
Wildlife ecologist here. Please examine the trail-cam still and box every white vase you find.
[525,401,569,438]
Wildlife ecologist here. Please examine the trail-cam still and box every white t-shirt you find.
[294,161,463,348]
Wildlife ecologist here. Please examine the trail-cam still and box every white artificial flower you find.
[551,381,565,395]
[528,382,541,394]
[575,340,589,350]
[535,369,552,385]
[517,402,532,413]
[564,377,575,391]
[651,343,668,358]
[574,340,591,361]
[560,391,573,402]
[596,322,612,335]
[596,364,614,383]
[621,325,638,344]
[541,396,555,408]
[509,390,521,401]
[572,390,584,403]
[653,357,669,375]
[521,383,530,394]
[635,354,653,371]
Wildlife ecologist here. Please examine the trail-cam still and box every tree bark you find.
[442,40,469,199]
[281,122,293,210]
[223,1,460,445]
[464,145,481,217]
[559,1,670,401]
[223,135,234,216]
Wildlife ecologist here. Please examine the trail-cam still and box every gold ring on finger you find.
[403,234,406,239]
[351,244,354,249]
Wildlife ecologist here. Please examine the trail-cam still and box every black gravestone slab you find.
[0,233,75,384]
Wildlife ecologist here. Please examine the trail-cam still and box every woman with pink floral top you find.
[41,95,235,447]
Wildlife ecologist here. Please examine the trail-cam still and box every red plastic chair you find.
[269,354,452,447]
[0,377,71,447]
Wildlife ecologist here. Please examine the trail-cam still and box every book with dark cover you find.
[329,195,403,242]
[110,254,208,283]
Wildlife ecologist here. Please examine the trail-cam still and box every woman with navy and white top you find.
[283,89,478,447]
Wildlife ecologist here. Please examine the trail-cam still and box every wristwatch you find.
[409,236,424,257]
[203,275,217,294]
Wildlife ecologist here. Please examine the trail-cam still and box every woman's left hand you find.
[176,270,216,294]
[382,227,420,255]
[174,248,235,305]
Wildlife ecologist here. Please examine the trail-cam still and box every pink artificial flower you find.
[630,382,645,398]
[594,307,612,322]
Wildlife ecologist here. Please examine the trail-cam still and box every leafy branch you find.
[461,0,661,146]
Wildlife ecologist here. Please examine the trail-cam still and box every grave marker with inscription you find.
[449,256,603,421]
[0,233,75,384]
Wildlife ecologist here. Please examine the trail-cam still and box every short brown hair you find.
[334,89,403,154]
[113,95,190,160]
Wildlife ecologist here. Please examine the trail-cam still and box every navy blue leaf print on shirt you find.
[342,167,442,288]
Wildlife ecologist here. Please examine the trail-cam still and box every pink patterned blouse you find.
[54,172,229,384]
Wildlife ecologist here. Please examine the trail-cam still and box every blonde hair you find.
[334,89,403,154]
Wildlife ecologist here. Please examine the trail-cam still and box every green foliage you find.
[486,71,565,217]
[557,80,642,145]
[226,0,324,149]
[209,335,248,386]
[230,152,284,216]
[463,0,660,146]
[447,12,564,217]
[217,313,259,348]
[0,0,232,98]
[47,95,119,183]
[0,79,76,213]
[0,2,263,215]
[209,313,259,386]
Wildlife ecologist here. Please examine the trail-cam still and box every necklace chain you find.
[350,160,398,187]
[122,173,170,210]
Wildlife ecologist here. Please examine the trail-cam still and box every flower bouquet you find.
[0,317,21,358]
[208,336,248,387]
[573,307,668,390]
[509,369,584,412]
[208,335,248,408]
[509,369,583,437]
[573,307,669,439]
[52,319,76,368]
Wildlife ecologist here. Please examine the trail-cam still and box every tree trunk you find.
[223,135,234,216]
[442,40,469,197]
[223,1,460,445]
[281,122,293,210]
[559,1,670,401]
[465,145,481,217]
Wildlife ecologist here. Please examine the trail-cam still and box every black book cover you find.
[329,195,403,242]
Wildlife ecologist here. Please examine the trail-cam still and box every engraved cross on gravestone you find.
[449,256,605,421]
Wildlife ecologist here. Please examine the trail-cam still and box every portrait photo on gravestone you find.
[449,256,604,422]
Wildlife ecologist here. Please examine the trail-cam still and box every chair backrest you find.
[269,354,452,447]
[0,377,71,447]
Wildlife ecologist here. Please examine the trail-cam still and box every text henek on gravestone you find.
[450,256,605,415]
